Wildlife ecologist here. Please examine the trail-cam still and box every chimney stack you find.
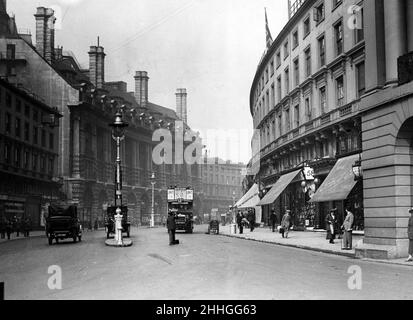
[134,71,149,108]
[176,88,188,123]
[34,7,56,63]
[88,42,106,89]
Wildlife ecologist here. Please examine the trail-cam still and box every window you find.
[305,97,312,121]
[266,90,270,112]
[276,51,281,68]
[24,122,29,141]
[333,0,342,9]
[278,113,282,137]
[320,86,327,114]
[285,68,290,94]
[5,112,11,134]
[49,158,54,175]
[41,129,46,147]
[24,105,30,117]
[305,47,312,77]
[6,93,12,108]
[32,154,38,171]
[16,99,22,113]
[265,68,269,83]
[335,21,344,55]
[270,60,274,76]
[4,143,11,164]
[14,145,21,168]
[336,76,344,106]
[294,105,300,128]
[6,44,16,60]
[49,133,54,150]
[354,7,364,43]
[284,41,289,60]
[356,62,366,97]
[33,127,38,145]
[15,118,21,138]
[293,30,299,49]
[277,76,282,102]
[318,35,326,67]
[24,150,30,169]
[294,58,300,87]
[303,17,311,38]
[285,108,291,132]
[33,110,38,122]
[314,2,325,23]
[40,155,46,173]
[271,84,275,109]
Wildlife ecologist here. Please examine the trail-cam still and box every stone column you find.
[406,0,413,52]
[383,0,406,85]
[364,0,386,92]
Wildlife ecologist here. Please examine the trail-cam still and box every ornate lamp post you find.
[150,172,156,228]
[109,103,128,240]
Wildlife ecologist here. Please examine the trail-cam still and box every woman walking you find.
[325,208,338,244]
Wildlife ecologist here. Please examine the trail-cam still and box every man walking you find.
[269,210,277,232]
[406,208,413,262]
[341,207,354,250]
[281,209,292,238]
[248,209,256,232]
[236,211,244,234]
[326,208,338,244]
[167,211,177,245]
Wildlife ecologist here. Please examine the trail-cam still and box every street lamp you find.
[150,172,156,228]
[109,104,128,210]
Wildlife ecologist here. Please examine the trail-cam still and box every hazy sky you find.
[8,0,289,163]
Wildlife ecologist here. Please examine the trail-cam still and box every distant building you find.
[0,2,203,227]
[202,157,244,219]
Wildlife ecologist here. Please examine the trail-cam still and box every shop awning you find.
[234,183,258,208]
[258,170,302,206]
[238,193,261,209]
[309,154,359,203]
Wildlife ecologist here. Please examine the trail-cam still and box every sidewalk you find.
[0,230,45,244]
[218,224,413,267]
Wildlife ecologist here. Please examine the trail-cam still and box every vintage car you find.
[105,206,131,239]
[46,205,82,245]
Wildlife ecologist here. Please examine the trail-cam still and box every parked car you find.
[46,205,82,245]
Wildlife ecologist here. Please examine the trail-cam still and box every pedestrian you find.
[6,219,12,240]
[247,209,256,232]
[341,207,354,250]
[269,210,277,232]
[281,209,292,238]
[0,217,6,239]
[13,216,21,237]
[236,211,244,234]
[326,208,338,244]
[406,208,413,262]
[167,211,178,245]
[94,218,99,231]
[23,217,32,237]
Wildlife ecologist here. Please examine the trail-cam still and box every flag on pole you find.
[265,8,273,49]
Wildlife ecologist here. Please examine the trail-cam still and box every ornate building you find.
[0,3,203,228]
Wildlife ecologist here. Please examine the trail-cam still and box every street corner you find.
[105,239,133,247]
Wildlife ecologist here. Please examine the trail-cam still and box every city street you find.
[1,225,412,300]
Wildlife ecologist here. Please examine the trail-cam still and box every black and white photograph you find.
[1,0,413,306]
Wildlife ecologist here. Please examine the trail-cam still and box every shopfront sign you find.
[303,166,315,180]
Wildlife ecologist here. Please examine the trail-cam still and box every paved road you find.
[0,225,412,300]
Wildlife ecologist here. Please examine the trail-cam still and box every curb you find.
[219,233,356,259]
[0,233,45,244]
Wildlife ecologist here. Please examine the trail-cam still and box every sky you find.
[7,0,289,164]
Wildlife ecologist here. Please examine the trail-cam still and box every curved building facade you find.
[250,0,413,259]
[249,0,365,232]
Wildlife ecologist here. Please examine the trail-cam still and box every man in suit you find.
[236,211,244,234]
[325,208,338,244]
[281,209,292,238]
[341,207,354,250]
[269,210,277,232]
[167,211,177,245]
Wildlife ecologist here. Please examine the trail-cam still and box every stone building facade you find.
[0,2,203,228]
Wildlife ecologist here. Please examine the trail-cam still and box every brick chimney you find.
[88,43,105,89]
[176,88,188,123]
[34,7,56,63]
[134,71,149,108]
